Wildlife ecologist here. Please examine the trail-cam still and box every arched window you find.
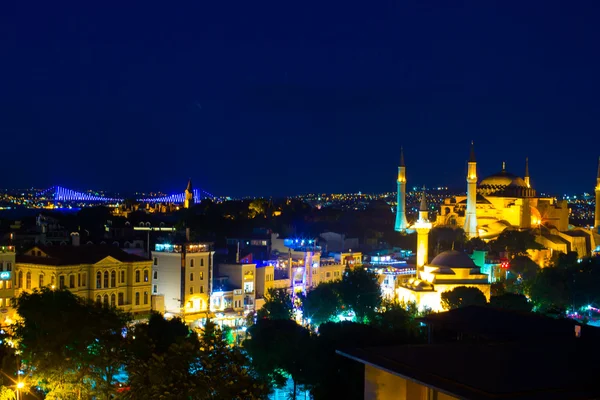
[69,275,75,288]
[103,294,109,306]
[111,271,116,287]
[96,295,101,304]
[135,292,140,305]
[96,271,102,289]
[143,291,148,305]
[190,259,194,267]
[110,293,116,307]
[153,257,157,265]
[39,274,44,288]
[153,271,158,280]
[26,272,31,289]
[189,273,194,281]
[143,270,149,282]
[17,271,23,288]
[103,271,109,288]
[135,270,140,283]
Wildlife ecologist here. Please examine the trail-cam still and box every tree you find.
[441,286,487,310]
[301,282,341,326]
[509,255,540,280]
[490,293,532,312]
[489,230,543,255]
[13,288,130,399]
[199,321,270,400]
[528,267,568,313]
[259,288,294,320]
[125,313,204,399]
[337,267,382,322]
[244,319,313,400]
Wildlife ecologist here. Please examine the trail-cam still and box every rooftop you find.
[17,245,148,266]
[339,339,600,400]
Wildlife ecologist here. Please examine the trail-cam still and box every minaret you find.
[414,187,432,271]
[184,178,194,209]
[394,147,408,232]
[464,142,478,238]
[595,157,600,233]
[524,157,531,188]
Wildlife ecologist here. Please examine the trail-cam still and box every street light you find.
[16,381,24,400]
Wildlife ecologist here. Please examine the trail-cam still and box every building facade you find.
[0,245,16,326]
[151,242,214,321]
[16,245,152,315]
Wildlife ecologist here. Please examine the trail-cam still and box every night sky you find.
[2,2,599,197]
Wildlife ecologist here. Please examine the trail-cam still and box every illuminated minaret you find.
[414,187,432,271]
[184,178,194,209]
[524,157,530,188]
[595,157,600,232]
[394,147,408,232]
[464,141,478,238]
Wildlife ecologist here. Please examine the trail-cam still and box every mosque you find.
[394,144,600,311]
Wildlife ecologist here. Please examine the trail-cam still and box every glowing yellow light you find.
[16,382,24,389]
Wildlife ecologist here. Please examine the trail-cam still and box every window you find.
[200,285,204,294]
[111,271,116,287]
[135,292,140,305]
[77,273,81,287]
[118,292,124,306]
[143,270,149,282]
[51,275,55,287]
[190,259,194,267]
[69,275,75,288]
[96,272,102,289]
[153,271,158,280]
[189,286,194,295]
[96,295,101,304]
[135,270,140,283]
[82,273,86,287]
[110,293,116,307]
[120,270,125,283]
[5,281,10,289]
[153,285,157,294]
[200,258,204,267]
[17,271,22,288]
[59,275,65,289]
[190,273,194,281]
[0,299,2,307]
[26,272,31,289]
[199,272,203,280]
[0,262,3,271]
[103,294,109,307]
[103,271,109,288]
[0,282,3,290]
[326,272,331,278]
[153,257,157,265]
[6,263,11,272]
[143,291,148,305]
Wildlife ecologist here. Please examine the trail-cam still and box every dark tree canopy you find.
[441,286,487,310]
[258,288,294,320]
[337,267,382,322]
[489,229,543,255]
[490,293,533,312]
[301,282,342,326]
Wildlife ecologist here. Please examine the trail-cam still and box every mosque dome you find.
[480,169,521,188]
[478,163,536,197]
[430,250,477,269]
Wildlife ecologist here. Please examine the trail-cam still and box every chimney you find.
[71,232,80,247]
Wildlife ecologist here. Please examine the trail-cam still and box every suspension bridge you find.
[37,186,216,204]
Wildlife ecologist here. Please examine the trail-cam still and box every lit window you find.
[190,286,194,294]
[135,292,140,305]
[144,270,149,282]
[135,270,140,283]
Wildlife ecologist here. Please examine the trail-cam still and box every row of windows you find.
[95,269,149,289]
[0,281,12,290]
[264,273,274,282]
[0,298,11,307]
[152,258,206,267]
[17,272,83,290]
[189,285,205,295]
[189,272,204,281]
[94,291,149,307]
[0,262,12,272]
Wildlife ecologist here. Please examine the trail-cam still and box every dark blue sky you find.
[1,1,599,197]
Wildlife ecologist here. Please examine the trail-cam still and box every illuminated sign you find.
[0,271,11,281]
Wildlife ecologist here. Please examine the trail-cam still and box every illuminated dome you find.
[430,250,477,269]
[480,170,520,187]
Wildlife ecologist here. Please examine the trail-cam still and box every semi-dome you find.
[430,250,477,268]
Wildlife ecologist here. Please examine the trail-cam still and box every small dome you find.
[430,250,477,268]
[508,177,527,188]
